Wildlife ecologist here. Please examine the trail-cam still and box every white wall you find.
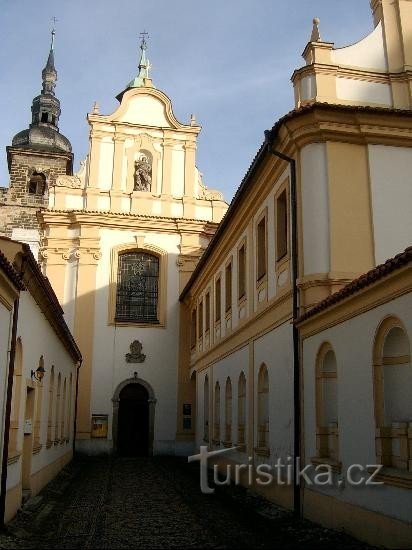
[302,293,412,523]
[368,145,412,264]
[0,302,13,485]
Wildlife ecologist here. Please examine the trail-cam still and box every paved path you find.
[1,457,372,549]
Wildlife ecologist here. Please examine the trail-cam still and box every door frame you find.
[112,377,156,456]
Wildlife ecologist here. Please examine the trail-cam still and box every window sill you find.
[111,320,164,328]
[222,440,233,448]
[7,451,21,465]
[254,446,270,457]
[276,253,290,269]
[367,466,412,489]
[311,456,342,473]
[32,444,43,455]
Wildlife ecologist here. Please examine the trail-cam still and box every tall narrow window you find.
[238,243,246,300]
[237,372,246,447]
[257,364,269,450]
[257,217,267,281]
[225,262,232,313]
[215,278,221,322]
[224,377,232,444]
[47,366,55,445]
[191,308,197,350]
[199,300,203,337]
[316,344,339,461]
[213,381,221,444]
[55,373,61,442]
[33,356,44,448]
[373,319,411,471]
[115,252,159,323]
[203,375,209,442]
[9,338,23,453]
[205,292,210,332]
[67,374,73,440]
[276,190,288,260]
[61,378,67,441]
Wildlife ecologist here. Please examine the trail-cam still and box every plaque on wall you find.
[91,414,108,438]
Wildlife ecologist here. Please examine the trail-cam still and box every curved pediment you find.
[98,87,197,130]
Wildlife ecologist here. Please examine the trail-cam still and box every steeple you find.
[127,32,154,89]
[11,27,71,153]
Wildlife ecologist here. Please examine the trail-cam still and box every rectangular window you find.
[257,217,267,281]
[199,300,203,337]
[238,243,246,300]
[205,292,210,332]
[191,309,197,349]
[225,262,232,313]
[276,190,288,260]
[215,278,221,322]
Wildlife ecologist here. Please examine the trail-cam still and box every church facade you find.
[0,0,411,545]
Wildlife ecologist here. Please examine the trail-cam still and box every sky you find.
[0,0,373,202]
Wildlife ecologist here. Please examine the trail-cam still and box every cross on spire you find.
[50,16,58,50]
[140,30,149,49]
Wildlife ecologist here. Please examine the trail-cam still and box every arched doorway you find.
[112,377,156,456]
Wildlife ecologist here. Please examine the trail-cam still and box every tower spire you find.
[126,31,154,89]
[42,26,57,95]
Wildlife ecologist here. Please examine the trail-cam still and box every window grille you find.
[115,252,159,323]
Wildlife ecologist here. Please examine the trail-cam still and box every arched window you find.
[373,318,411,470]
[237,372,246,448]
[213,381,221,444]
[61,378,67,441]
[203,375,209,442]
[27,171,46,195]
[115,251,160,323]
[9,337,23,454]
[47,366,55,445]
[33,356,44,449]
[316,344,339,461]
[55,373,61,443]
[257,365,269,451]
[224,377,232,445]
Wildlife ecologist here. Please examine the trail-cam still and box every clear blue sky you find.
[0,0,373,201]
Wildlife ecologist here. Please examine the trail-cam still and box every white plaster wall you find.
[63,257,78,334]
[0,303,13,485]
[368,145,412,264]
[302,293,412,523]
[90,228,182,454]
[336,78,391,106]
[300,143,330,275]
[117,95,171,127]
[331,22,387,72]
[98,140,114,190]
[7,292,76,491]
[254,322,294,463]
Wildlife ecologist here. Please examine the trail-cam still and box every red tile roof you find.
[0,249,25,290]
[298,247,412,323]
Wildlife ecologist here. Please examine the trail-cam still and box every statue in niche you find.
[133,155,152,191]
[125,340,146,363]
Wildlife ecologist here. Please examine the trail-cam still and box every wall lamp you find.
[31,365,45,382]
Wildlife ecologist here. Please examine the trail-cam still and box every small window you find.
[238,243,246,300]
[199,300,203,338]
[276,190,288,260]
[257,216,267,281]
[205,292,210,332]
[28,172,46,195]
[191,309,197,349]
[215,278,221,322]
[51,115,56,125]
[225,262,232,313]
[115,251,159,323]
[41,112,49,123]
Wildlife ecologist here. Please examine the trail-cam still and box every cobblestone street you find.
[1,457,373,549]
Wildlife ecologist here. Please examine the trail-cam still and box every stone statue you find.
[125,340,146,363]
[133,156,152,191]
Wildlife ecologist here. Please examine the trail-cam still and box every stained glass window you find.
[115,252,159,323]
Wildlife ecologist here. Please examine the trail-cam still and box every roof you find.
[0,237,82,362]
[298,246,412,323]
[0,250,25,291]
[179,101,412,301]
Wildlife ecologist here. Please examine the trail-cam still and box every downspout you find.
[72,359,82,456]
[264,130,301,517]
[0,296,19,529]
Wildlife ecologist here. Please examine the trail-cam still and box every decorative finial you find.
[190,114,197,126]
[51,17,58,50]
[140,30,149,50]
[92,101,100,114]
[311,17,321,42]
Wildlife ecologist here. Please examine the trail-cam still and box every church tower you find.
[0,30,72,256]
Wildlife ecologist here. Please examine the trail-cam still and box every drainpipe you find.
[0,296,20,529]
[72,359,82,456]
[264,130,301,517]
